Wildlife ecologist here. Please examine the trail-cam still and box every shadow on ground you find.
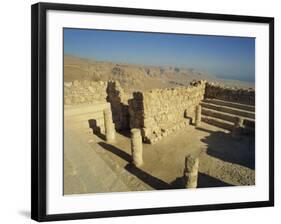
[98,142,132,163]
[124,163,172,190]
[197,173,233,187]
[116,130,131,138]
[88,119,106,140]
[97,141,235,190]
[200,130,255,170]
[98,141,172,189]
[170,172,233,189]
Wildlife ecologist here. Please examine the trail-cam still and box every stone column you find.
[183,154,199,188]
[232,117,243,138]
[130,128,143,167]
[195,105,202,127]
[103,108,116,143]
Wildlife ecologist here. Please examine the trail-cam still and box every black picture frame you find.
[31,2,274,222]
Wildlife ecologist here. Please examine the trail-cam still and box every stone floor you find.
[64,107,255,195]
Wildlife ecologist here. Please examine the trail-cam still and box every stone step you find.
[201,115,234,131]
[200,102,255,119]
[64,129,131,194]
[203,98,255,112]
[90,141,152,191]
[65,117,105,127]
[201,108,255,128]
[65,111,104,120]
[64,103,110,116]
[70,122,105,130]
[65,116,105,124]
[68,121,106,133]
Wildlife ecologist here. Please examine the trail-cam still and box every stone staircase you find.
[64,102,110,134]
[200,98,255,132]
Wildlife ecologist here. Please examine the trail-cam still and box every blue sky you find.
[64,28,255,82]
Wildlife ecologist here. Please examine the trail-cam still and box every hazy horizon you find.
[64,28,255,83]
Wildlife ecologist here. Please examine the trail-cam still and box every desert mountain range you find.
[64,55,254,92]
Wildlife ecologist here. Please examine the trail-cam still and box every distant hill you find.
[64,55,254,92]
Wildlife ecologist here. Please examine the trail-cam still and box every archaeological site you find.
[62,27,256,195]
[64,77,255,194]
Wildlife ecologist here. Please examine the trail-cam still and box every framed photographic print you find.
[31,2,274,222]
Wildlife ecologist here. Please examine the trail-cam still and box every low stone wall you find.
[204,82,255,105]
[64,102,111,135]
[64,80,130,130]
[64,79,255,143]
[64,80,107,105]
[129,81,206,144]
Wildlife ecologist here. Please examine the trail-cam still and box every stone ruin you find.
[128,81,206,143]
[64,80,131,131]
[205,82,255,105]
[64,79,255,144]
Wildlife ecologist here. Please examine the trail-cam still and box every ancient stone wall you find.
[64,79,255,143]
[64,80,107,105]
[106,81,132,130]
[204,82,255,105]
[64,80,130,130]
[128,81,206,144]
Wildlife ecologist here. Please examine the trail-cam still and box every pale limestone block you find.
[183,155,199,188]
[103,109,116,143]
[195,105,202,127]
[130,129,143,167]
